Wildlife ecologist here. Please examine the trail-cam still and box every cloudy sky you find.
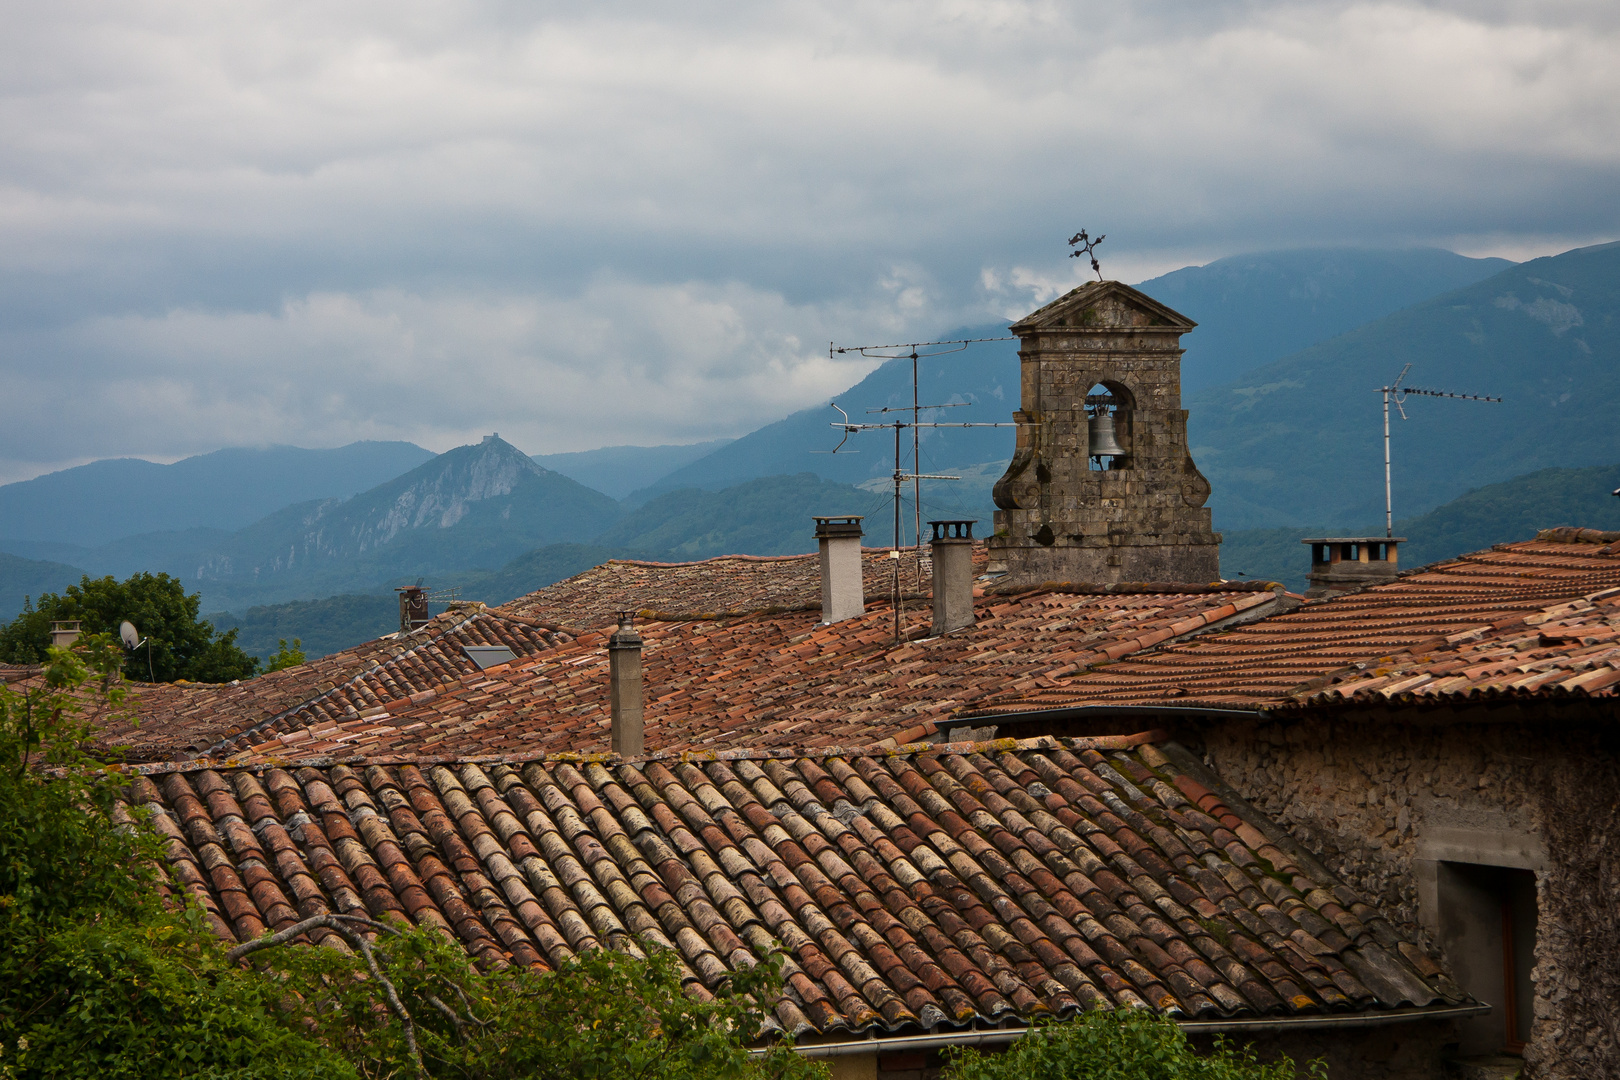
[2,1,1616,483]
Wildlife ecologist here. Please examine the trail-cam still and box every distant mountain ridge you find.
[1138,248,1512,392]
[630,247,1521,504]
[1220,461,1620,590]
[1190,241,1620,531]
[533,439,734,499]
[0,441,435,546]
[191,437,622,595]
[0,552,87,621]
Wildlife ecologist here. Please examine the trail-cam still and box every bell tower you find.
[986,280,1220,586]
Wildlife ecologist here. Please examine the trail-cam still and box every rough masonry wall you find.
[1197,715,1620,1079]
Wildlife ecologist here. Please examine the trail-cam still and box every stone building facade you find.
[1196,707,1619,1080]
[987,280,1221,587]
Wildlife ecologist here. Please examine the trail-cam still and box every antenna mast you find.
[825,336,1017,642]
[1378,364,1502,537]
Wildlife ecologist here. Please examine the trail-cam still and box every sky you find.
[2,1,1617,485]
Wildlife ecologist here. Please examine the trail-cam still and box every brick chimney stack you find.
[49,621,81,649]
[813,515,865,624]
[929,521,977,636]
[608,612,644,756]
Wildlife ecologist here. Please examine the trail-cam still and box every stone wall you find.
[1195,711,1620,1079]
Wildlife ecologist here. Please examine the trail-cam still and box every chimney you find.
[813,515,865,624]
[608,611,644,756]
[1302,537,1403,598]
[396,585,430,633]
[49,620,81,649]
[929,520,977,636]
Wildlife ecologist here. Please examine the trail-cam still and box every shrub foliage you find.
[944,1009,1324,1080]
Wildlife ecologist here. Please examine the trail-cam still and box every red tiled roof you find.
[498,547,984,629]
[207,586,1285,765]
[121,734,1468,1038]
[965,536,1620,716]
[1,663,41,685]
[103,607,571,761]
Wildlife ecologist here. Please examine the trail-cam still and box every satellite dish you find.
[120,621,141,649]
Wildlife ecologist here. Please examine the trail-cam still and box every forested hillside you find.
[1220,462,1620,589]
[1191,241,1620,530]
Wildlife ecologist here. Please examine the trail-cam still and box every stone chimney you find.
[929,520,977,636]
[49,620,81,649]
[608,612,644,756]
[813,515,865,624]
[987,280,1220,586]
[396,585,430,634]
[1302,537,1403,598]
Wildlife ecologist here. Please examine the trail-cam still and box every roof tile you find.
[118,735,1467,1034]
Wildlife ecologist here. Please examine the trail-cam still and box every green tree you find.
[0,640,826,1080]
[0,637,350,1078]
[944,1009,1324,1080]
[0,572,257,683]
[263,637,306,672]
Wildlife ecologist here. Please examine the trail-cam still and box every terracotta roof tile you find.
[196,585,1284,765]
[118,734,1470,1035]
[966,536,1620,716]
[97,607,573,761]
[498,547,986,629]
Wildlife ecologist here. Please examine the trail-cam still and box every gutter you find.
[945,704,1270,730]
[760,1004,1491,1059]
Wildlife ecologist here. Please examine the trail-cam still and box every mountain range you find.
[626,247,1524,518]
[1143,247,1512,392]
[0,441,434,545]
[1221,462,1620,591]
[6,242,1620,654]
[532,439,734,500]
[1190,240,1620,530]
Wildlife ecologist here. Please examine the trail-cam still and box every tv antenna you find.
[825,335,1018,642]
[1378,364,1502,537]
[119,619,155,682]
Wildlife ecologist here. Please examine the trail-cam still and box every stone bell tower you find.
[986,280,1220,586]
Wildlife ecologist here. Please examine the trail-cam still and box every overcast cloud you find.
[2,0,1616,482]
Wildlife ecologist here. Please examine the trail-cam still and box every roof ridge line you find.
[120,729,1171,776]
[195,608,492,758]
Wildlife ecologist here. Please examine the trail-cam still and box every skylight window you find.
[463,646,517,670]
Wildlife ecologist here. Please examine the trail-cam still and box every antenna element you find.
[824,335,1020,643]
[1378,364,1502,537]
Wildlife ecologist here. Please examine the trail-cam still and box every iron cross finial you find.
[1067,228,1105,281]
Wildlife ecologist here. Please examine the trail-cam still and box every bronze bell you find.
[1088,413,1125,457]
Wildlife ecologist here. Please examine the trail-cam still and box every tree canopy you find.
[0,571,258,683]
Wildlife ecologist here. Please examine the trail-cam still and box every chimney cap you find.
[1300,536,1405,544]
[813,515,864,539]
[929,520,977,542]
[609,610,642,646]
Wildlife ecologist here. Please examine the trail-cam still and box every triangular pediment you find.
[1009,280,1196,334]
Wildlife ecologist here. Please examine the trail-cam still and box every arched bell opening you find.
[1085,381,1134,470]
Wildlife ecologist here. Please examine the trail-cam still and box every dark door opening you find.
[1437,863,1537,1054]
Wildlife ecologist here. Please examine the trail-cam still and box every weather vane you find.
[1068,228,1105,281]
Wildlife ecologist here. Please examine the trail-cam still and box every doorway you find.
[1436,862,1537,1054]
